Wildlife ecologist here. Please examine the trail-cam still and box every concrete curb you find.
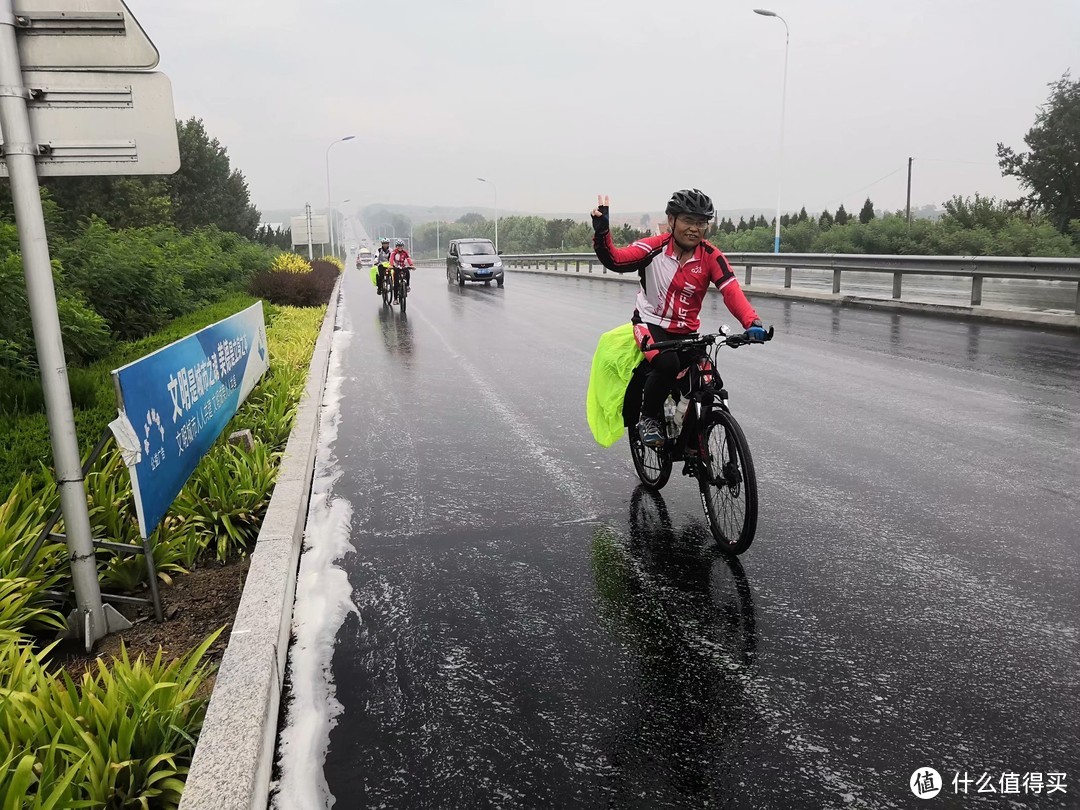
[179,282,341,810]
[508,266,1080,332]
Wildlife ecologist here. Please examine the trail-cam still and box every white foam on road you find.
[272,292,359,810]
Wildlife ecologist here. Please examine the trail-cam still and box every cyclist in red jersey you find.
[591,189,771,448]
[390,239,413,301]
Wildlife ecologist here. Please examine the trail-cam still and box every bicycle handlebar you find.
[646,326,773,353]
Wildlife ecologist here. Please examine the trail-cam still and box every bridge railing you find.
[494,252,1080,314]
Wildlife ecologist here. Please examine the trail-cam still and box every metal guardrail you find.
[496,252,1080,314]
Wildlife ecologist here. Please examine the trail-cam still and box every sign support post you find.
[0,0,129,645]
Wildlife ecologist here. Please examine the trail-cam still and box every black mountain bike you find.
[394,267,410,314]
[625,326,772,555]
[380,267,394,308]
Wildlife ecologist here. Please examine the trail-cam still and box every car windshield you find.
[459,242,495,256]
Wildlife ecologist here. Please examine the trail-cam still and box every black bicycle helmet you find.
[665,188,715,219]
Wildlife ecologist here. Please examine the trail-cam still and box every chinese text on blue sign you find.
[110,302,269,537]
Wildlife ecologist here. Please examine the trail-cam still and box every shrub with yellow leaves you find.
[270,252,312,274]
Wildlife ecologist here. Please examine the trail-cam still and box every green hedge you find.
[0,295,259,498]
[0,219,275,380]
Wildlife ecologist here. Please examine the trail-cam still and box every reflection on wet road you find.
[281,266,1080,809]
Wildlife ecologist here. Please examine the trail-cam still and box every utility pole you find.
[906,157,913,228]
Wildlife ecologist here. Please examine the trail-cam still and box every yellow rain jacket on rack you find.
[586,322,643,447]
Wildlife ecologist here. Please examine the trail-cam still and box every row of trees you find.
[402,215,651,256]
[718,198,879,233]
[709,198,1078,257]
[393,193,1077,259]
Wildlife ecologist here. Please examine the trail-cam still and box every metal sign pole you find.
[305,202,313,259]
[0,0,127,647]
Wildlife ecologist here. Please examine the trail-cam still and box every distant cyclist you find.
[390,239,413,299]
[591,189,771,448]
[376,238,392,264]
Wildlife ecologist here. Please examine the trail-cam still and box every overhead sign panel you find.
[0,70,180,176]
[291,214,330,245]
[12,0,159,70]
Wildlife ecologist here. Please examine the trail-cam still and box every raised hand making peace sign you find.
[590,194,611,235]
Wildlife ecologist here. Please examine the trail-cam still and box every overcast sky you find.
[131,0,1078,219]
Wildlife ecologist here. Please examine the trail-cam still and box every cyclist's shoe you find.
[637,416,665,449]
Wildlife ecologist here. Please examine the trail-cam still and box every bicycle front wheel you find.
[698,410,758,554]
[628,427,672,490]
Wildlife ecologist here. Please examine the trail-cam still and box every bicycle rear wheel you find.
[400,287,407,313]
[698,410,757,554]
[628,426,672,490]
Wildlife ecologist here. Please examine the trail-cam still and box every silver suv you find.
[447,238,504,287]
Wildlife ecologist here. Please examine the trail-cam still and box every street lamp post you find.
[477,177,498,252]
[754,8,789,254]
[339,199,351,252]
[325,135,355,257]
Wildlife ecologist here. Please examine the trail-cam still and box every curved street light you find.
[325,135,355,256]
[754,8,789,253]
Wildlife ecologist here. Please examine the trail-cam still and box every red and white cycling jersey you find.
[390,247,412,268]
[593,231,758,333]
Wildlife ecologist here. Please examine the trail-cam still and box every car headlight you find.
[459,262,471,269]
[493,260,503,268]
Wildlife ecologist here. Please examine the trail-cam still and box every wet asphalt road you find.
[311,263,1079,809]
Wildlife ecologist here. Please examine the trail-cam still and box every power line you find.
[822,165,906,210]
[914,156,1000,167]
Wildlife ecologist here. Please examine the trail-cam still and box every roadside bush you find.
[248,262,337,306]
[172,441,278,563]
[0,631,220,808]
[58,218,189,340]
[0,246,113,377]
[169,227,273,306]
[57,219,274,342]
[270,252,311,274]
[311,258,342,274]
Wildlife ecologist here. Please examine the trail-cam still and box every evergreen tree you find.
[859,197,876,224]
[797,207,809,223]
[818,209,834,230]
[736,216,748,232]
[835,204,850,225]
